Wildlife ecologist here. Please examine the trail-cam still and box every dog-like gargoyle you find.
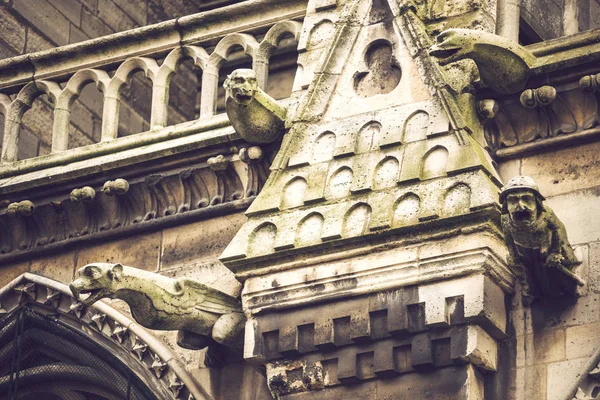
[224,69,287,144]
[69,263,245,365]
[500,176,584,306]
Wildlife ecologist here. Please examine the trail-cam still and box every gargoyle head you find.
[224,69,258,106]
[500,176,545,226]
[69,263,124,307]
[429,29,475,66]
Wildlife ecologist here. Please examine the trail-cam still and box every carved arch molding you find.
[0,273,209,400]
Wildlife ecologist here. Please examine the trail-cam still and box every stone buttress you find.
[221,0,513,398]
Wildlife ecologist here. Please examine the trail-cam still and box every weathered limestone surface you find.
[219,0,517,399]
[1,0,600,398]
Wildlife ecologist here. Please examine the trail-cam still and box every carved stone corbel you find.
[519,85,577,141]
[208,155,243,204]
[7,200,39,249]
[476,99,517,150]
[239,146,269,197]
[70,186,110,235]
[102,178,134,228]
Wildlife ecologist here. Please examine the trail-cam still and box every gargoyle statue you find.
[69,263,246,362]
[224,68,287,144]
[429,28,537,94]
[500,176,584,306]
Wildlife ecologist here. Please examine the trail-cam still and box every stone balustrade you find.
[0,0,305,166]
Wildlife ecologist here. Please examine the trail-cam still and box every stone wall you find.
[498,141,600,400]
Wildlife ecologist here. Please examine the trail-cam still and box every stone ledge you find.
[242,246,512,313]
[0,114,233,187]
[494,127,600,161]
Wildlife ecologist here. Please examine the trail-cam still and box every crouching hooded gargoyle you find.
[500,176,584,306]
[69,263,246,366]
[224,69,287,144]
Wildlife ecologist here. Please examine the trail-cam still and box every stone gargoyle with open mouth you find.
[69,263,246,363]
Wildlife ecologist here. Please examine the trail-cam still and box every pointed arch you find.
[420,145,448,180]
[296,212,324,246]
[392,193,420,226]
[0,273,208,399]
[342,203,372,237]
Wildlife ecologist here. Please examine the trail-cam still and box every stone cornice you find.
[0,115,233,187]
[0,137,273,263]
[527,28,600,75]
[243,245,512,315]
[477,71,600,159]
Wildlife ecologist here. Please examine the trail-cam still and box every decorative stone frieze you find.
[477,81,600,153]
[0,149,271,261]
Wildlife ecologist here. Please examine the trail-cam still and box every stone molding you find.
[478,76,600,158]
[0,145,271,263]
[242,244,512,314]
[0,272,210,400]
[0,114,232,182]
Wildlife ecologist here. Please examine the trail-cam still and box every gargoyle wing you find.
[166,279,242,315]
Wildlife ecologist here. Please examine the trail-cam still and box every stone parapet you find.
[0,0,303,165]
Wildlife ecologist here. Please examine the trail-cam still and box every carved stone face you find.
[428,29,473,66]
[69,263,122,306]
[505,189,538,226]
[224,69,258,106]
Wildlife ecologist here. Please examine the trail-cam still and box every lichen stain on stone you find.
[332,278,358,290]
[309,283,326,292]
[268,372,291,397]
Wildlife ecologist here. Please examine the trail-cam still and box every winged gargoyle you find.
[224,68,287,144]
[429,28,537,94]
[69,263,246,363]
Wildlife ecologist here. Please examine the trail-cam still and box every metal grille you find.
[0,308,159,400]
